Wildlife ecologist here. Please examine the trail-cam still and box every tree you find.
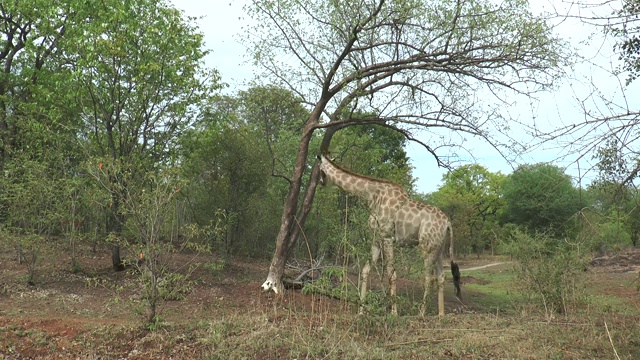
[613,0,640,85]
[179,96,271,254]
[179,86,313,255]
[501,163,581,236]
[430,164,504,256]
[0,0,86,169]
[536,1,640,187]
[70,0,218,233]
[245,0,567,294]
[64,0,219,268]
[237,85,310,184]
[588,139,640,248]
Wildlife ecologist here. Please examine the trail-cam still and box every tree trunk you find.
[112,244,125,271]
[261,131,315,293]
[261,119,337,294]
[107,191,126,271]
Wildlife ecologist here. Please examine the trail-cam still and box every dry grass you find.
[0,241,639,359]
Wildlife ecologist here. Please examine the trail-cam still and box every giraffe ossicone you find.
[317,153,461,316]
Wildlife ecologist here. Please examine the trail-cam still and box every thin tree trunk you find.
[107,189,126,271]
[112,244,125,271]
[262,121,337,293]
[261,130,314,293]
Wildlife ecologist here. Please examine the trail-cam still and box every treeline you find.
[427,158,640,258]
[0,1,416,263]
[1,0,637,276]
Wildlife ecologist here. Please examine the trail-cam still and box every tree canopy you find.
[243,0,569,294]
[1,0,637,307]
[500,163,582,236]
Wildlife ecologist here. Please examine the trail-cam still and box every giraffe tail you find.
[448,224,462,299]
[451,260,461,299]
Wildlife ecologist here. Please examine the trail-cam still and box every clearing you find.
[1,243,639,359]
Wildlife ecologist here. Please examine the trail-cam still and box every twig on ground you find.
[604,320,621,360]
[384,338,453,348]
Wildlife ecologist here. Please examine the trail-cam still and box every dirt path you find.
[461,262,509,271]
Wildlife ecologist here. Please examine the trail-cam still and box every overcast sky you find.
[170,0,640,193]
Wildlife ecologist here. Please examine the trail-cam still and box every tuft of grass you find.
[457,264,518,314]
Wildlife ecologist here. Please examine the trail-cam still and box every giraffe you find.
[317,154,461,316]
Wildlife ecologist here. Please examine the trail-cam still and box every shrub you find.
[501,230,588,317]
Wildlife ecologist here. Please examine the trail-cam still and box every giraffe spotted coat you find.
[317,154,461,316]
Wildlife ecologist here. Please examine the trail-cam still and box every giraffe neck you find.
[322,160,383,204]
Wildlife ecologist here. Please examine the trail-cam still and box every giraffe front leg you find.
[383,238,397,315]
[359,260,371,316]
[359,242,381,315]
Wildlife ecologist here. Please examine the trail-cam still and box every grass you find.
[184,310,638,359]
[462,266,517,313]
[1,239,640,359]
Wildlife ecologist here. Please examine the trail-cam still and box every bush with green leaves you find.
[588,220,631,254]
[89,160,209,326]
[301,266,357,303]
[501,230,588,316]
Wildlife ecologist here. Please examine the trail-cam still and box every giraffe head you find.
[317,154,337,187]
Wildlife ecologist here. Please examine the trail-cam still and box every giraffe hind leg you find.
[436,253,445,317]
[421,250,440,317]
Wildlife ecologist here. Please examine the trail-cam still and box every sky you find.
[170,0,640,194]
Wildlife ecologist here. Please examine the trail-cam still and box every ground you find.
[1,242,639,359]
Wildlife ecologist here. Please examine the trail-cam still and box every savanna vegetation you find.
[1,0,639,358]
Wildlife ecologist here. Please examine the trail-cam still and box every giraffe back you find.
[370,187,450,248]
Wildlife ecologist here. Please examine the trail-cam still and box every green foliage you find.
[179,88,303,255]
[592,138,635,184]
[610,0,640,85]
[594,221,631,250]
[501,163,582,236]
[72,0,219,161]
[180,214,230,252]
[359,290,394,318]
[0,0,221,244]
[588,139,640,248]
[64,0,220,236]
[331,124,415,189]
[203,259,227,273]
[501,230,588,316]
[429,164,504,255]
[0,0,87,169]
[146,270,193,302]
[301,266,357,303]
[0,155,69,236]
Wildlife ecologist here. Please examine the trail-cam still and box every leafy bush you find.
[588,221,631,254]
[501,230,588,316]
[301,266,357,303]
